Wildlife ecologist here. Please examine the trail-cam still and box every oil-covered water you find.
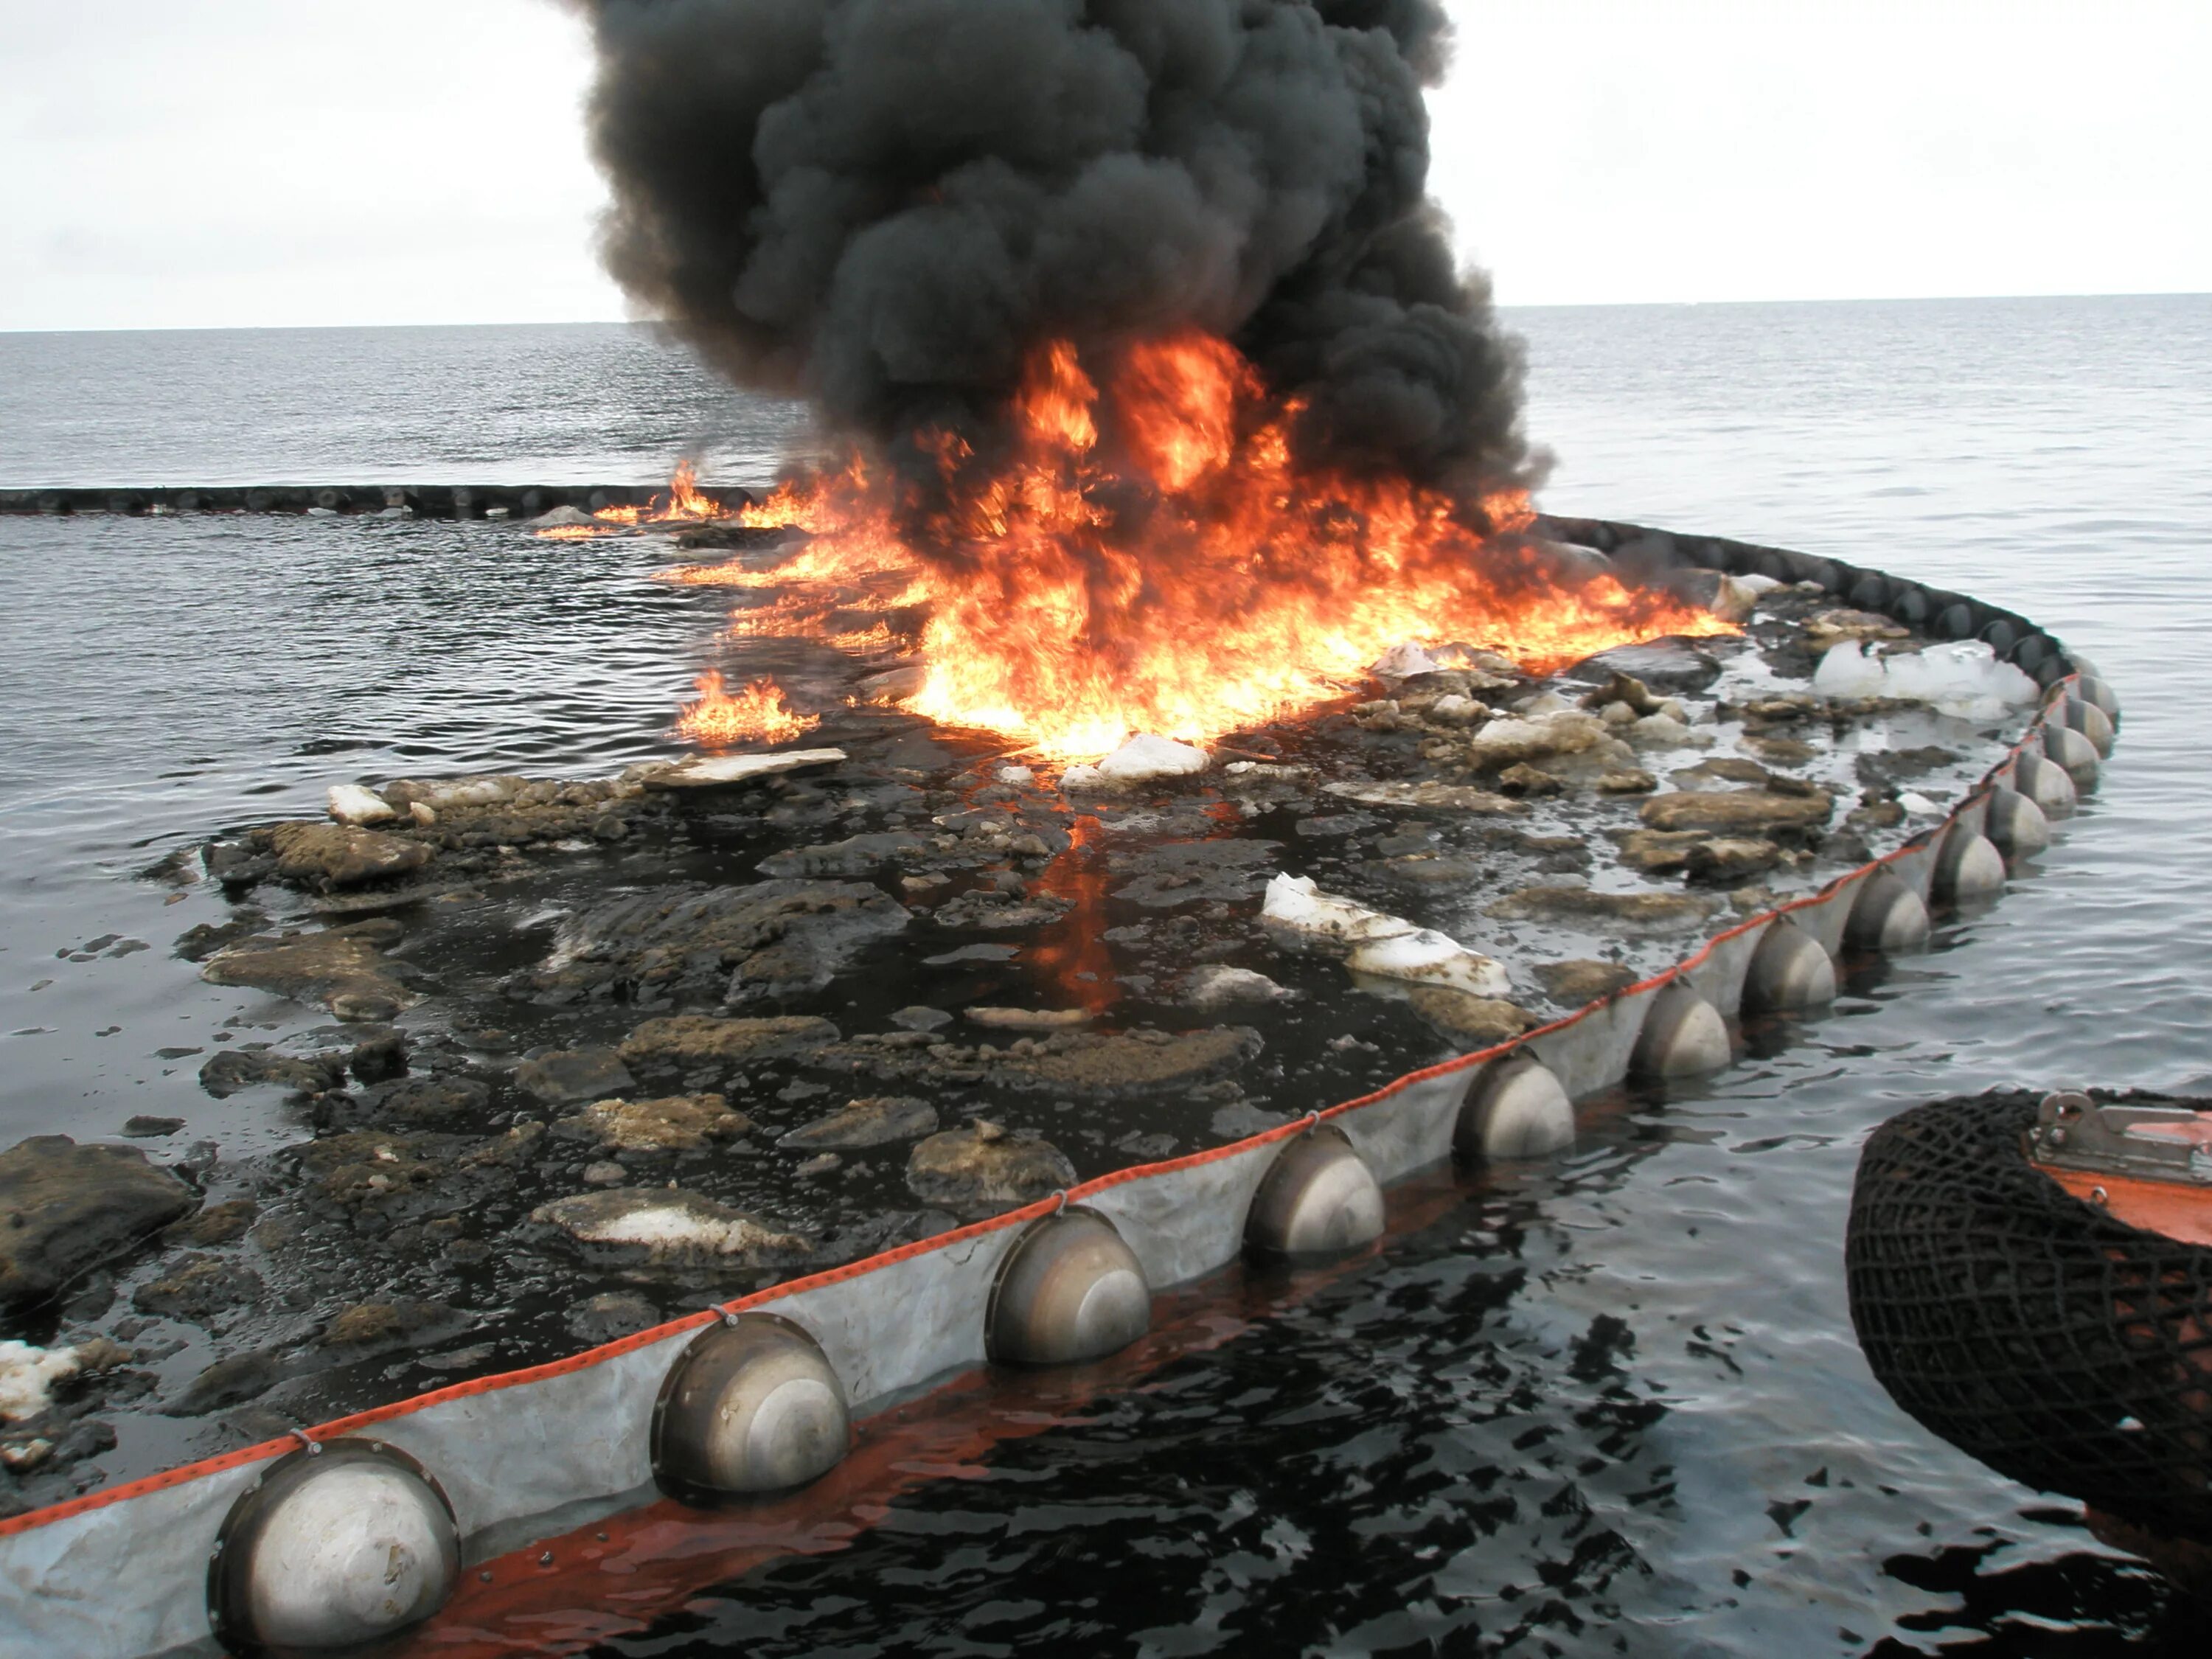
[3,296,2211,1653]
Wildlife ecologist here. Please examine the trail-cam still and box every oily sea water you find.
[1,297,2209,1654]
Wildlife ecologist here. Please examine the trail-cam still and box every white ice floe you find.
[1346,928,1513,998]
[1181,964,1294,1007]
[1625,713,1712,751]
[1427,642,1520,680]
[1508,689,1575,717]
[0,1340,83,1425]
[1465,709,1608,766]
[1262,874,1419,945]
[1711,572,1787,622]
[966,1006,1094,1030]
[1369,641,1441,680]
[995,764,1036,785]
[581,1203,762,1254]
[1062,734,1209,789]
[1812,640,2039,722]
[326,783,397,826]
[1098,734,1208,780]
[1221,761,1315,784]
[1262,875,1511,998]
[1899,791,1941,816]
[526,506,603,529]
[533,1188,800,1262]
[644,748,848,790]
[393,775,523,810]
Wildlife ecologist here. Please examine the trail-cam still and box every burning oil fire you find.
[672,671,819,748]
[533,461,729,540]
[665,332,1731,762]
[596,459,723,526]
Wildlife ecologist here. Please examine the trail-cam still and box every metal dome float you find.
[0,512,2118,1655]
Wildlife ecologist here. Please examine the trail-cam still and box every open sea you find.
[4,294,2212,1655]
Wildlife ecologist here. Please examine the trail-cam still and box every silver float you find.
[1982,782,2052,862]
[2062,694,2117,757]
[1244,1124,1386,1259]
[1629,982,1731,1078]
[1741,919,1837,1012]
[1845,869,1932,952]
[651,1313,849,1501]
[2009,751,2078,818]
[2039,721,2101,790]
[1930,822,2006,903]
[207,1439,460,1654]
[1453,1052,1575,1160]
[986,1206,1151,1366]
[2075,673,2121,723]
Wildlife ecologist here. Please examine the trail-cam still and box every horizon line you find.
[3,288,2208,338]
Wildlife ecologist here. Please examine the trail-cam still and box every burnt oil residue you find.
[0,532,2051,1547]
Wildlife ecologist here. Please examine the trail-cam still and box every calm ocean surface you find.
[4,295,2211,1654]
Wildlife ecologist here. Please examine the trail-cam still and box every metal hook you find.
[1050,1189,1069,1215]
[1299,1111,1322,1137]
[288,1428,321,1456]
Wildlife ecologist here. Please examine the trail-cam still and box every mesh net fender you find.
[1847,1091,2212,1537]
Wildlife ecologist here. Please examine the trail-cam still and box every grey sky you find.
[2,0,2205,332]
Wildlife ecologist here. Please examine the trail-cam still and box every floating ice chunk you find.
[526,505,603,529]
[1711,573,1784,622]
[1512,691,1574,718]
[644,749,848,790]
[1222,760,1315,782]
[1626,713,1711,751]
[1899,791,1941,816]
[1346,928,1512,998]
[1261,874,1418,945]
[995,764,1035,785]
[327,783,397,826]
[532,1187,804,1263]
[1263,875,1509,998]
[1323,779,1520,813]
[0,1340,83,1425]
[1181,964,1294,1007]
[1811,643,1884,700]
[389,774,524,810]
[966,1006,1093,1030]
[1429,642,1519,678]
[1813,641,2038,721]
[1058,765,1105,790]
[1465,709,1608,766]
[1093,734,1209,782]
[1370,641,1441,680]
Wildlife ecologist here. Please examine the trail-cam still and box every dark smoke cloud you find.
[574,0,1535,501]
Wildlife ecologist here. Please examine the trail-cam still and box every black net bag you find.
[1847,1090,2212,1537]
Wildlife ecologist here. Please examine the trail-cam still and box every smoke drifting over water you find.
[574,0,1536,506]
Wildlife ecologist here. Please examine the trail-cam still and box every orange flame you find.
[672,672,820,748]
[552,461,729,536]
[664,333,1731,762]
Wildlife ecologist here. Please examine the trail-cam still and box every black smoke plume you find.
[572,0,1535,507]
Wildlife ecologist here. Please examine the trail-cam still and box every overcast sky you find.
[2,0,2205,332]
